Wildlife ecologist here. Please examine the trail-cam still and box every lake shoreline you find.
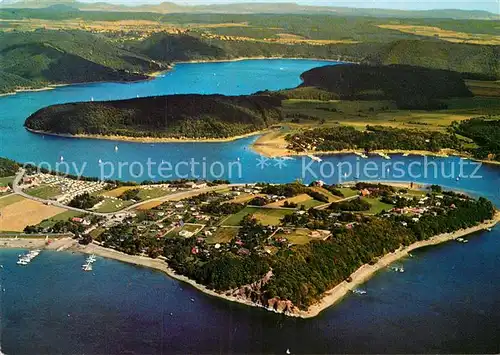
[299,212,500,318]
[24,127,265,144]
[25,126,500,166]
[70,212,499,319]
[0,56,340,97]
[251,130,500,166]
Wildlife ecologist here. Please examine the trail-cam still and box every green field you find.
[282,97,500,134]
[206,227,240,244]
[364,198,394,214]
[0,176,14,187]
[338,188,360,198]
[25,185,61,199]
[37,210,83,229]
[94,199,134,213]
[277,228,311,245]
[222,206,294,226]
[0,194,24,209]
[136,188,172,200]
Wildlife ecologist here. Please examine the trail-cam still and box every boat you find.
[286,349,291,354]
[377,152,391,160]
[308,155,322,163]
[402,153,410,157]
[282,156,295,160]
[486,228,492,232]
[114,145,119,152]
[354,152,368,159]
[82,263,93,272]
[352,289,367,295]
[60,155,64,162]
[390,266,405,273]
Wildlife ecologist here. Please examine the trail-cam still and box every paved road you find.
[12,169,109,217]
[12,169,247,217]
[122,183,247,211]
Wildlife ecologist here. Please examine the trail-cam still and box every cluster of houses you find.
[0,185,12,194]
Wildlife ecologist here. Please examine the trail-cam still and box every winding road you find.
[11,169,246,217]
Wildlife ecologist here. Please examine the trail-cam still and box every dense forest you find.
[452,117,500,161]
[0,30,163,93]
[0,157,19,177]
[286,125,462,152]
[297,64,472,109]
[68,192,103,209]
[24,94,283,138]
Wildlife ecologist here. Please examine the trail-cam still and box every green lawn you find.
[338,188,359,198]
[206,227,239,244]
[0,176,14,187]
[37,210,83,229]
[25,185,61,199]
[0,194,24,209]
[136,187,172,200]
[222,206,293,226]
[364,198,394,215]
[298,199,324,209]
[94,199,134,213]
[277,228,311,245]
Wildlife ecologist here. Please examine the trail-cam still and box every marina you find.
[16,249,41,266]
[82,254,97,272]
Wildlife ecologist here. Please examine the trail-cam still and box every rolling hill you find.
[24,94,284,138]
[295,64,472,109]
[1,0,498,19]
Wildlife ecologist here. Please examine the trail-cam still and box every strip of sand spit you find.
[25,128,266,144]
[298,212,500,318]
[73,213,499,318]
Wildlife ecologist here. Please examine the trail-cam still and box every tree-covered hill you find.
[453,117,500,161]
[0,30,165,93]
[0,157,19,177]
[24,94,284,139]
[296,64,472,109]
[373,40,500,80]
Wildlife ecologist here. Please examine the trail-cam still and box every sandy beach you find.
[0,236,74,250]
[71,212,499,319]
[25,127,265,144]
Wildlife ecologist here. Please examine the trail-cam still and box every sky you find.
[76,0,500,13]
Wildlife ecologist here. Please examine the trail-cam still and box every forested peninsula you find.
[24,64,472,140]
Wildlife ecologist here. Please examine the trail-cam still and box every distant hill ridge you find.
[0,0,498,19]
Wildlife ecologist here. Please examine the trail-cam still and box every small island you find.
[14,171,498,317]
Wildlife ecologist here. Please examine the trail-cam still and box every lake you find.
[0,59,499,354]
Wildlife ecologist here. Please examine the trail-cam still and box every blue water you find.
[1,59,500,353]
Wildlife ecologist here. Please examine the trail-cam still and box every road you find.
[12,169,110,217]
[12,169,357,217]
[12,169,247,217]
